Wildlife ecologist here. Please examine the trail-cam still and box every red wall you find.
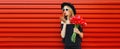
[0,0,120,49]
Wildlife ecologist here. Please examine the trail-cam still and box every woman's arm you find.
[61,23,67,38]
[60,16,67,38]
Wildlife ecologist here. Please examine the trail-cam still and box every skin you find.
[60,6,83,38]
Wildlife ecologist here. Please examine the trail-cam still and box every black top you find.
[61,24,83,46]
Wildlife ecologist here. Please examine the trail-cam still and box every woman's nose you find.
[63,11,66,14]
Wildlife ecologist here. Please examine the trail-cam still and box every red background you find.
[0,0,120,49]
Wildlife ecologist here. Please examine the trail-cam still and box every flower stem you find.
[71,24,79,43]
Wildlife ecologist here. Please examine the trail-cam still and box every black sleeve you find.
[78,25,83,32]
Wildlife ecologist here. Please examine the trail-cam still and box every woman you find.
[60,2,83,49]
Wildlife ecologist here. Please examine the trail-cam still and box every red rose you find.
[70,15,87,26]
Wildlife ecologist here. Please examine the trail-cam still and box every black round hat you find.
[61,2,76,15]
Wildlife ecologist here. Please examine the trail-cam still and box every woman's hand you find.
[60,16,66,23]
[74,28,83,38]
[74,28,80,34]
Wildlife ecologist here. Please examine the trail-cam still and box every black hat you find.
[61,2,76,15]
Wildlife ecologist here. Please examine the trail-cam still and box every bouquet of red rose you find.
[70,15,87,43]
